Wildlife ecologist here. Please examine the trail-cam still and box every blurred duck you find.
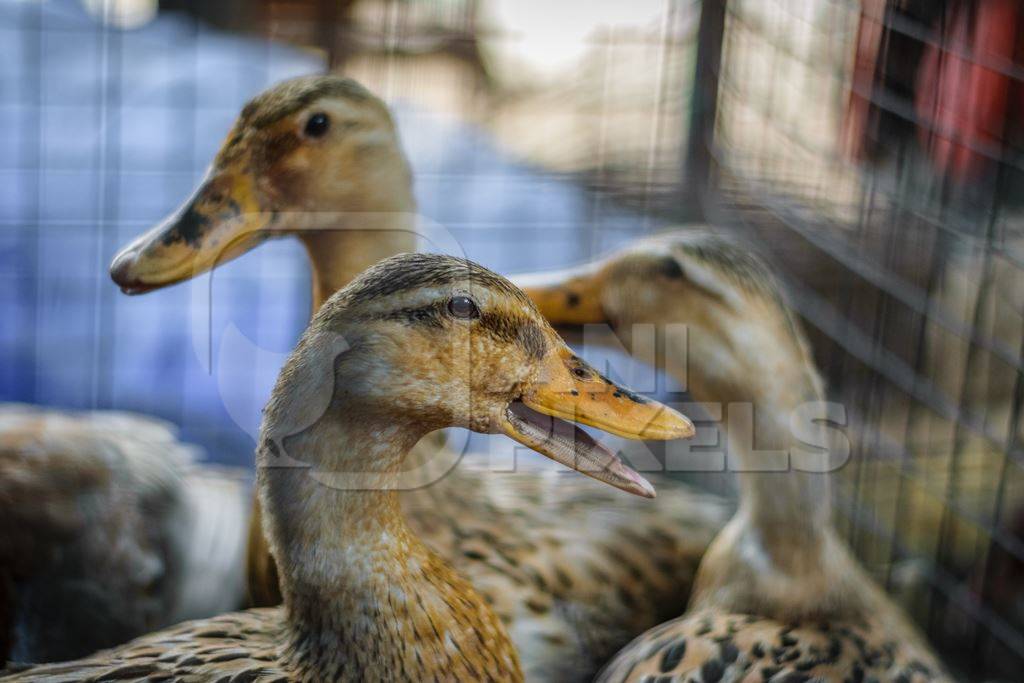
[109,75,729,680]
[516,232,953,682]
[2,253,695,682]
[0,405,249,663]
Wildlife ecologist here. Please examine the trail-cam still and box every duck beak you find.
[511,265,609,325]
[499,346,694,498]
[109,164,270,294]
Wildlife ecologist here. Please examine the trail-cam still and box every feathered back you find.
[0,404,249,662]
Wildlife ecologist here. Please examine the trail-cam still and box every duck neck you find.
[258,401,518,680]
[686,320,852,617]
[726,376,832,554]
[298,211,417,311]
[671,300,834,557]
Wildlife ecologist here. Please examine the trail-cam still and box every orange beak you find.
[109,163,270,294]
[499,345,693,498]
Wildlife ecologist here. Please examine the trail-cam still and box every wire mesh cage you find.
[4,0,1024,679]
[702,0,1024,678]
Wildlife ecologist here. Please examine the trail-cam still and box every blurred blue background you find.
[0,0,655,466]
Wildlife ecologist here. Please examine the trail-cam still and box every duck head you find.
[512,227,821,405]
[267,253,696,498]
[110,75,414,295]
[512,232,779,329]
[513,232,823,423]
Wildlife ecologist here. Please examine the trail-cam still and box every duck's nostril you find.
[572,367,589,380]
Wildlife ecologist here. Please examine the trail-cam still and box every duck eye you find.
[304,112,330,138]
[447,296,480,320]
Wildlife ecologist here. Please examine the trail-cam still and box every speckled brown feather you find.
[1,608,287,682]
[2,469,725,683]
[597,609,949,683]
[518,232,955,682]
[244,442,727,681]
[407,465,727,680]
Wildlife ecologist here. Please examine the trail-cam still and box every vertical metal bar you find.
[964,16,1024,669]
[849,191,909,558]
[682,0,726,221]
[927,202,1001,645]
[970,331,1024,671]
[317,0,342,68]
[93,2,122,410]
[20,1,43,405]
[884,208,947,593]
[175,1,201,430]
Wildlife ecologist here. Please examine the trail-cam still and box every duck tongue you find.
[503,401,656,498]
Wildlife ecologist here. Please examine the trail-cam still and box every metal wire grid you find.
[6,0,1023,677]
[701,0,1024,678]
[0,0,700,465]
[1,0,328,464]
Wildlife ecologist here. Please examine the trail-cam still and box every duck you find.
[2,252,698,682]
[514,230,954,681]
[0,404,250,663]
[109,74,731,680]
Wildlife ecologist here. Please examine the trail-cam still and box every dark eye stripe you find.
[369,303,444,327]
[362,303,547,360]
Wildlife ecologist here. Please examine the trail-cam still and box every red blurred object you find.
[843,0,1024,185]
[842,0,888,160]
[915,0,1021,183]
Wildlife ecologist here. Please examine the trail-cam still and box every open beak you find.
[499,346,694,498]
[511,265,610,325]
[109,164,270,294]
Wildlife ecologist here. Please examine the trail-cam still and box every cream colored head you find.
[514,232,822,406]
[262,253,696,498]
[110,75,415,295]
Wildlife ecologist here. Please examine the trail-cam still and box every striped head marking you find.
[110,75,413,295]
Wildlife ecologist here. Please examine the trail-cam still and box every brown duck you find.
[0,405,250,664]
[109,75,729,680]
[3,253,696,682]
[517,231,954,682]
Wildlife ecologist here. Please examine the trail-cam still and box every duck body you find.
[598,522,947,682]
[109,74,730,681]
[8,253,696,681]
[0,404,250,664]
[0,608,286,682]
[518,231,954,682]
[406,466,727,679]
[598,607,944,682]
[2,475,723,683]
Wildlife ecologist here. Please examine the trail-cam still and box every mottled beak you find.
[511,265,609,325]
[110,165,268,294]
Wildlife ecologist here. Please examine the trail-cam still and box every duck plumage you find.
[5,253,696,682]
[108,74,731,681]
